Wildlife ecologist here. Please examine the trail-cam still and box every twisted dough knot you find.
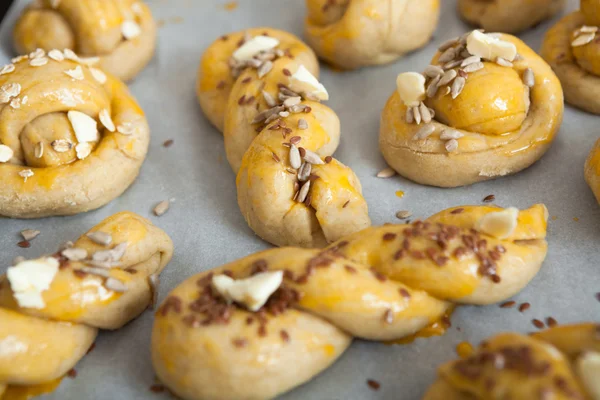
[0,51,149,218]
[585,138,600,204]
[152,204,548,400]
[458,0,565,34]
[380,32,563,187]
[13,0,156,82]
[304,0,440,69]
[197,28,370,248]
[424,323,600,400]
[0,212,173,398]
[542,0,600,114]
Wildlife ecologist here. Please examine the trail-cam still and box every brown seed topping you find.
[344,265,357,274]
[370,267,387,282]
[383,233,397,241]
[217,80,226,90]
[163,139,174,147]
[342,200,350,208]
[546,317,558,328]
[500,301,516,308]
[532,319,545,329]
[483,194,495,202]
[519,303,531,312]
[383,309,394,324]
[242,77,251,83]
[67,369,77,378]
[451,208,464,214]
[232,338,248,348]
[280,330,290,342]
[282,68,291,76]
[17,240,31,248]
[399,288,411,299]
[150,384,165,393]
[324,156,332,163]
[158,296,183,317]
[367,379,381,391]
[271,152,280,163]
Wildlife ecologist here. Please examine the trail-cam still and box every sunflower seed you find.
[460,49,471,59]
[148,274,159,309]
[99,109,115,132]
[29,48,45,59]
[376,167,396,178]
[252,105,284,124]
[86,231,112,246]
[572,32,595,47]
[257,60,273,78]
[523,68,535,87]
[59,241,74,251]
[90,68,107,84]
[443,59,463,70]
[439,69,457,86]
[289,144,301,169]
[451,77,466,99]
[298,162,312,181]
[580,25,599,33]
[428,107,436,119]
[427,74,441,98]
[279,111,290,118]
[0,64,15,75]
[19,169,34,180]
[153,200,170,216]
[405,107,414,124]
[297,181,311,203]
[424,65,444,78]
[438,38,459,52]
[64,66,84,80]
[283,96,301,107]
[298,119,308,130]
[461,55,481,67]
[75,142,92,160]
[105,278,127,293]
[30,57,48,67]
[303,149,324,165]
[80,266,110,278]
[440,128,464,140]
[495,57,513,67]
[462,62,484,73]
[21,229,40,241]
[419,102,432,124]
[412,105,422,125]
[288,104,308,113]
[48,49,64,61]
[92,242,127,262]
[62,247,88,261]
[413,124,435,140]
[438,47,457,64]
[262,90,276,107]
[34,142,44,158]
[445,139,459,152]
[514,53,524,61]
[396,210,412,220]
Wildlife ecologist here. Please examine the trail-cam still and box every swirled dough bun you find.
[13,0,156,82]
[380,31,563,187]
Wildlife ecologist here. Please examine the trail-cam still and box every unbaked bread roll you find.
[0,50,150,218]
[585,138,600,204]
[458,0,565,34]
[304,0,440,69]
[423,323,600,400]
[197,28,370,248]
[0,212,173,398]
[152,204,549,400]
[13,0,156,82]
[380,30,563,187]
[541,0,600,114]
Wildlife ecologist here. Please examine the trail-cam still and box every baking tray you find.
[0,0,598,399]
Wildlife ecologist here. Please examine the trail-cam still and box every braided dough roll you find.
[380,31,563,187]
[541,0,600,114]
[0,50,150,218]
[152,204,549,400]
[585,138,600,204]
[197,28,370,247]
[13,0,156,82]
[424,323,600,399]
[304,0,440,69]
[458,0,565,34]
[0,212,173,398]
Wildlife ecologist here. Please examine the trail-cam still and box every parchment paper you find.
[0,0,598,399]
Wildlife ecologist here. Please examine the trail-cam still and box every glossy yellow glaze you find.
[425,323,598,399]
[585,138,600,204]
[581,0,600,26]
[0,56,148,218]
[386,307,455,345]
[0,212,173,398]
[572,28,600,76]
[427,63,528,135]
